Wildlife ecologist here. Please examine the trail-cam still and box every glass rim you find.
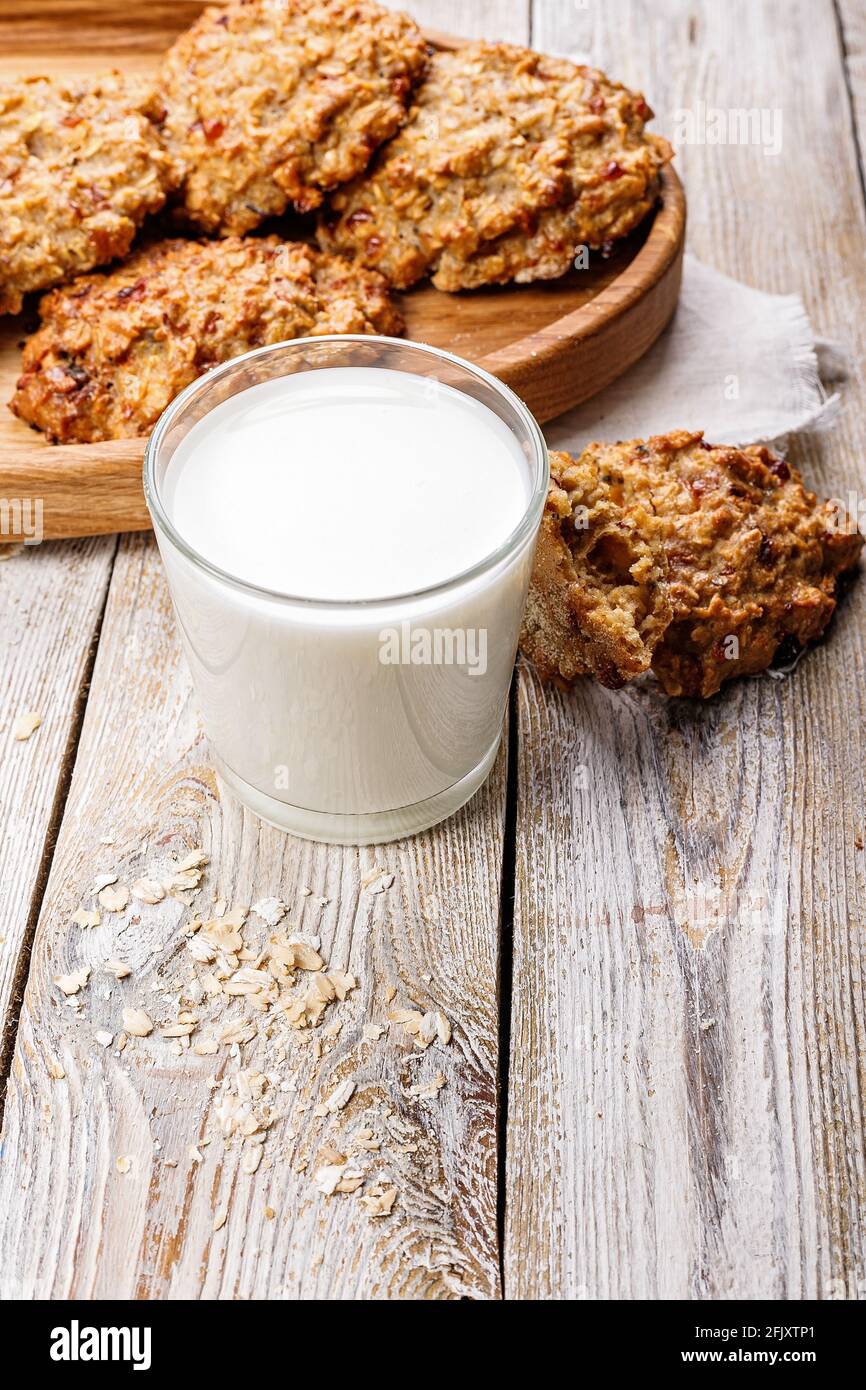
[143,334,550,610]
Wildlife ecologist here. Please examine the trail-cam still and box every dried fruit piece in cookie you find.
[0,73,176,316]
[520,450,673,689]
[521,432,863,698]
[153,0,428,235]
[319,43,672,291]
[9,236,404,442]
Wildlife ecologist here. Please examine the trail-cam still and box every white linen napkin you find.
[546,254,843,453]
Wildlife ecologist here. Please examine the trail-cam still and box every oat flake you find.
[13,711,42,741]
[132,878,165,905]
[122,1007,153,1037]
[98,883,130,913]
[54,966,90,996]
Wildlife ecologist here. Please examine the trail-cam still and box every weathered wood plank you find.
[506,0,866,1299]
[0,539,115,1071]
[837,0,866,190]
[384,0,529,45]
[0,0,529,1302]
[0,539,509,1301]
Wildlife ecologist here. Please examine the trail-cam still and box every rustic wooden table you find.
[1,0,865,1300]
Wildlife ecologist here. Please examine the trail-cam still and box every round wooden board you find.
[400,164,684,423]
[0,5,686,540]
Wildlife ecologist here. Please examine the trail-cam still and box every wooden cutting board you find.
[0,1,686,541]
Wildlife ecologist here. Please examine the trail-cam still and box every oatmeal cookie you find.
[9,236,403,442]
[521,449,673,689]
[318,42,672,291]
[521,432,863,698]
[0,73,176,316]
[154,0,428,235]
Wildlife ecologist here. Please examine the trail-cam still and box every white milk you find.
[164,369,529,599]
[153,362,545,844]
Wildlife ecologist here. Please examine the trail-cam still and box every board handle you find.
[0,440,149,542]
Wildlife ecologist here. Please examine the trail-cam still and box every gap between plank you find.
[833,0,866,216]
[0,535,120,1121]
[494,0,530,1297]
[496,671,519,1292]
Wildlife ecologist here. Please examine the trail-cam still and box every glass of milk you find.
[144,337,548,845]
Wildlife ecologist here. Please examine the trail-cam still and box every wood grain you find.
[0,2,685,541]
[6,0,863,1307]
[0,0,526,1304]
[0,534,508,1299]
[0,539,115,1084]
[837,0,866,160]
[504,0,866,1300]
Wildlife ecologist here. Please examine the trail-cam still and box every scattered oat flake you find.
[213,1207,228,1231]
[242,1147,263,1175]
[47,1058,65,1080]
[13,711,41,741]
[54,965,90,996]
[115,1156,132,1174]
[318,1143,346,1165]
[164,868,204,893]
[384,985,397,1004]
[292,942,325,971]
[434,1010,452,1045]
[189,1146,204,1164]
[314,1163,346,1196]
[362,868,395,894]
[201,916,245,951]
[98,883,129,913]
[187,936,216,963]
[327,970,356,1000]
[389,1007,423,1037]
[122,1007,153,1037]
[193,1037,219,1056]
[95,1030,114,1048]
[132,878,165,905]
[409,1071,447,1099]
[103,959,130,980]
[178,848,209,871]
[72,907,101,929]
[336,1168,365,1193]
[252,896,286,927]
[361,1184,398,1218]
[325,1079,356,1113]
[93,872,118,892]
[362,1023,385,1043]
[417,1011,439,1047]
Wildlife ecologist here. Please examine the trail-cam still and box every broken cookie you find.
[521,431,863,698]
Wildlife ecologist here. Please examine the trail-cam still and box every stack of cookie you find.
[1,0,669,442]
